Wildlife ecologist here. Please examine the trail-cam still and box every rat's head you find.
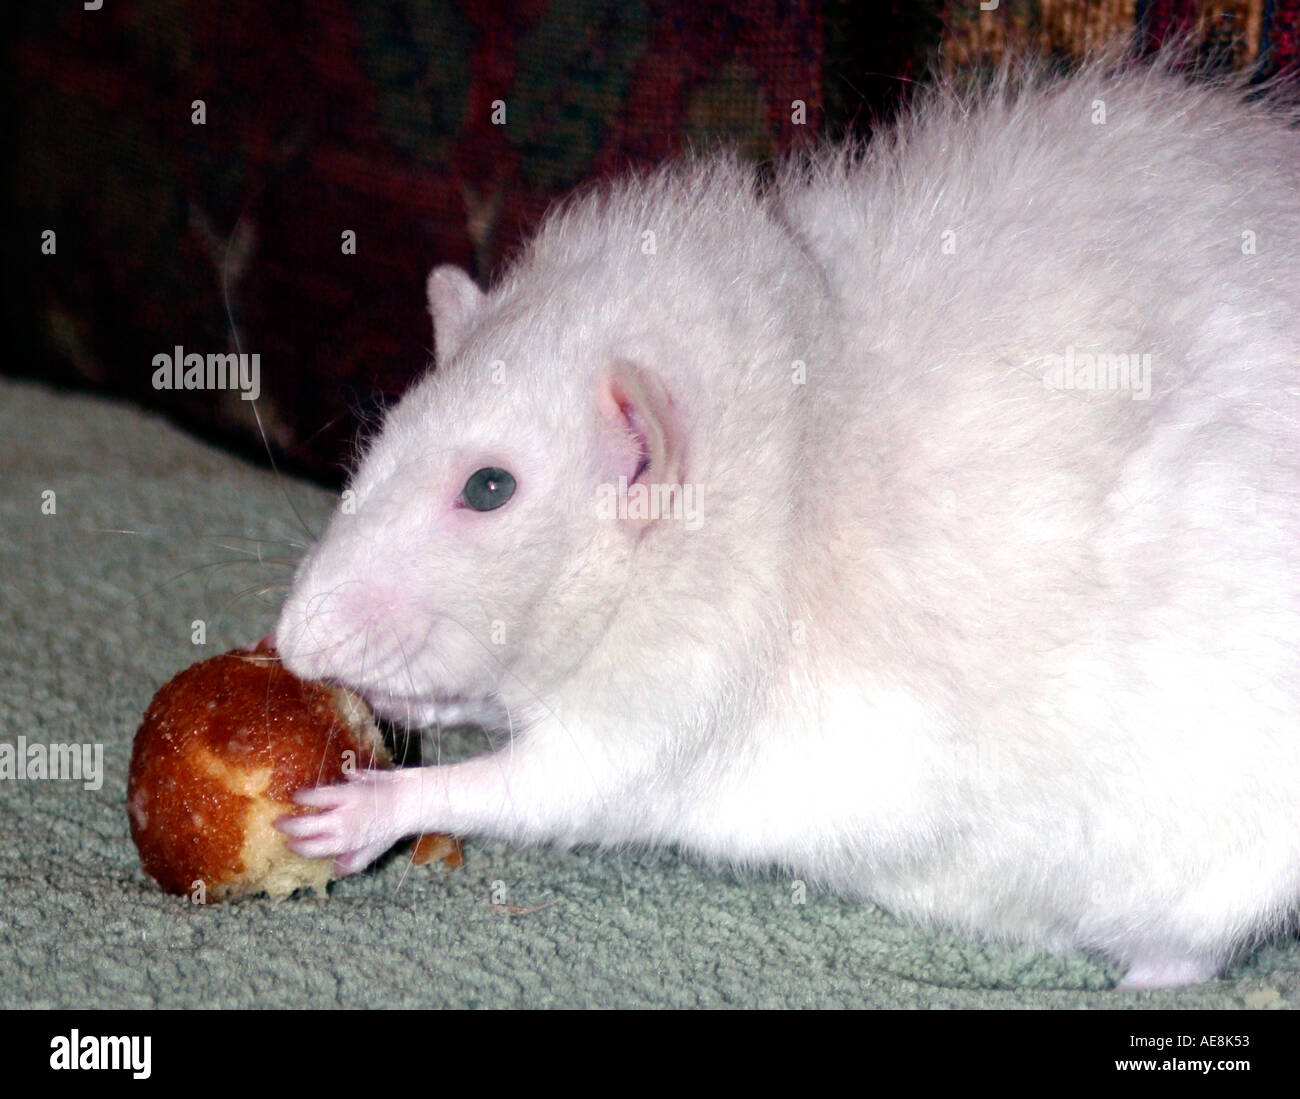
[276,276,692,726]
[276,160,819,726]
[277,275,674,724]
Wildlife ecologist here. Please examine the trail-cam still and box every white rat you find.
[274,52,1300,989]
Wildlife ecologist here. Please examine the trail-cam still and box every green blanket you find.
[1,377,1294,1008]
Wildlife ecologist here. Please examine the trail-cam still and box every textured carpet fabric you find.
[1,377,1296,1008]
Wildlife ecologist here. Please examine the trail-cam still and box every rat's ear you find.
[426,265,486,361]
[594,362,682,492]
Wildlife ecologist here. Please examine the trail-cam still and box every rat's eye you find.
[461,467,516,511]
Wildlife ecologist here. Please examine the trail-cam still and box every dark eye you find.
[461,467,516,511]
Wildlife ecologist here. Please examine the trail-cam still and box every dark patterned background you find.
[7,0,1296,482]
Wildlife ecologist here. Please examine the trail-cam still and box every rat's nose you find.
[275,592,347,682]
[276,577,407,686]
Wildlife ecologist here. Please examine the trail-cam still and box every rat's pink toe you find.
[1120,958,1218,989]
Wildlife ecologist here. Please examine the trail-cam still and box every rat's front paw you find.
[275,769,411,875]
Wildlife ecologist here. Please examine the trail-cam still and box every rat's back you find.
[771,55,1300,984]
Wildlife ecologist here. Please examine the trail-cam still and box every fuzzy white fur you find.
[276,52,1300,988]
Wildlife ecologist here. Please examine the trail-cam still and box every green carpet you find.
[1,376,1295,1008]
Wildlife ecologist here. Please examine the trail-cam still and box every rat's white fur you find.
[276,51,1300,988]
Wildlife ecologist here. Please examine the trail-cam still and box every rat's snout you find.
[275,574,402,687]
[274,584,351,684]
[275,575,449,730]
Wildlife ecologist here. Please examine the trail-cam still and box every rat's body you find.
[276,54,1300,988]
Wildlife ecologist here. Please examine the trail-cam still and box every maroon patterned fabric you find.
[8,1,1295,481]
[10,2,826,479]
